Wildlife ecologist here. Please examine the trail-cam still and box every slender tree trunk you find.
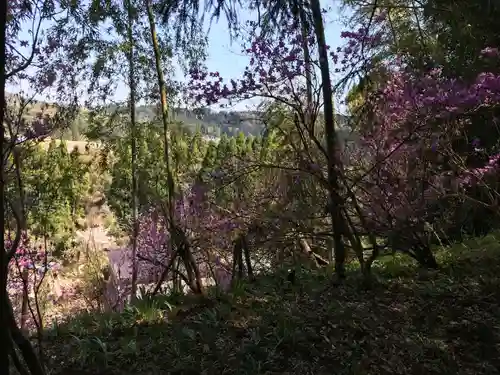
[0,0,9,369]
[145,0,175,217]
[2,6,46,372]
[309,0,347,280]
[299,8,314,132]
[242,235,254,281]
[125,0,139,301]
[7,298,45,375]
[145,0,175,280]
[13,149,30,331]
[231,237,243,283]
[146,1,205,293]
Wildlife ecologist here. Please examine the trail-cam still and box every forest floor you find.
[42,234,500,375]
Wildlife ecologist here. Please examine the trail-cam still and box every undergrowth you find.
[42,234,500,375]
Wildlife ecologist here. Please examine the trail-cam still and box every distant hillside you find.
[5,93,352,140]
[135,106,267,137]
[104,103,351,137]
[133,105,351,138]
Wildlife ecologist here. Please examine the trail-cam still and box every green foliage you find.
[422,0,500,79]
[7,141,92,256]
[106,118,271,229]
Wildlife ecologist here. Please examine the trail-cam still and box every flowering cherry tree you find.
[109,183,244,298]
[184,18,389,274]
[349,46,500,260]
[186,14,500,268]
[186,19,383,110]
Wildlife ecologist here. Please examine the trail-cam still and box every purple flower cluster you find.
[186,18,384,107]
[124,184,243,290]
[352,47,500,233]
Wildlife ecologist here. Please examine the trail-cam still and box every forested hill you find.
[100,103,269,136]
[114,105,351,138]
[135,106,266,137]
[7,93,350,139]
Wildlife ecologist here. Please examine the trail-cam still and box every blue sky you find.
[202,7,346,87]
[7,2,349,111]
[201,7,347,110]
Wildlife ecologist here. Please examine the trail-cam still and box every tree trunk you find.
[173,226,203,294]
[231,239,239,283]
[20,268,29,329]
[309,0,347,280]
[145,0,175,217]
[146,0,199,297]
[6,299,45,375]
[242,235,254,281]
[13,149,30,331]
[125,0,139,302]
[298,7,314,133]
[0,0,9,369]
[173,257,181,293]
[237,239,244,279]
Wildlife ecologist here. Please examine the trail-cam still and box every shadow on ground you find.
[43,241,500,375]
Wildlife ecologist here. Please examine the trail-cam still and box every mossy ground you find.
[43,234,500,375]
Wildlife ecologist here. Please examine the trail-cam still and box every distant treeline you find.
[7,93,350,140]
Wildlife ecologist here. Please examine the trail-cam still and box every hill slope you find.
[44,234,500,375]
